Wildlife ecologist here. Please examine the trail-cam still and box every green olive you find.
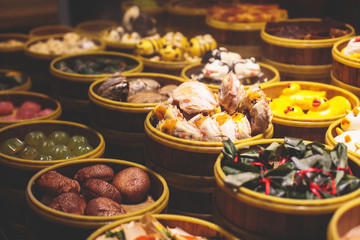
[48,131,70,145]
[24,131,46,147]
[37,140,55,155]
[17,146,39,160]
[72,144,93,156]
[49,145,72,160]
[68,135,89,150]
[1,138,25,156]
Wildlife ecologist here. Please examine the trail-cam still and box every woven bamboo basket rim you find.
[29,25,75,38]
[0,69,32,92]
[26,158,169,229]
[261,56,332,75]
[325,118,360,160]
[24,33,106,60]
[214,138,360,214]
[330,71,360,95]
[332,36,360,68]
[88,213,238,240]
[144,111,273,153]
[180,61,280,92]
[49,51,143,82]
[0,91,62,125]
[75,19,118,35]
[166,1,208,16]
[88,72,186,112]
[121,1,165,15]
[262,81,360,122]
[260,18,355,48]
[0,33,29,52]
[0,120,105,171]
[327,197,360,240]
[137,55,199,70]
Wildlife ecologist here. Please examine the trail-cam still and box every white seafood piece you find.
[129,78,161,95]
[158,84,178,98]
[172,81,219,115]
[213,112,238,141]
[341,107,360,131]
[153,103,183,121]
[202,59,230,82]
[219,72,246,115]
[190,114,222,142]
[156,118,202,141]
[233,57,261,79]
[334,129,360,153]
[232,112,251,140]
[249,100,272,136]
[239,83,267,112]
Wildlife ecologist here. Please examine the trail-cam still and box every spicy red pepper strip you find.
[259,178,272,195]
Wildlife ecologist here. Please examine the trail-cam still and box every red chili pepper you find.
[337,167,353,176]
[249,162,267,172]
[233,155,238,162]
[278,158,288,165]
[259,178,272,195]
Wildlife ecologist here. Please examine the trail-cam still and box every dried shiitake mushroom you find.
[112,167,150,203]
[84,197,126,216]
[74,164,114,182]
[82,178,122,203]
[36,171,81,195]
[49,192,86,215]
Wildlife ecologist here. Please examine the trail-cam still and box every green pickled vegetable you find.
[24,131,46,147]
[1,138,24,156]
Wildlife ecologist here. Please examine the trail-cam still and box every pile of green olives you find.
[0,130,93,160]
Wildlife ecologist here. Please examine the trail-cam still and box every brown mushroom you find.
[36,171,81,195]
[74,164,114,182]
[84,197,126,216]
[49,192,86,215]
[82,178,122,203]
[112,167,151,204]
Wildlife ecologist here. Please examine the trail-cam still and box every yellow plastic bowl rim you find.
[214,138,360,215]
[332,35,360,68]
[260,18,355,48]
[0,120,105,170]
[0,91,62,124]
[49,51,144,82]
[87,213,238,240]
[88,72,187,113]
[180,61,280,91]
[0,33,29,52]
[26,158,169,225]
[29,25,75,38]
[0,69,32,92]
[263,81,360,123]
[144,112,273,153]
[327,197,360,240]
[24,33,106,60]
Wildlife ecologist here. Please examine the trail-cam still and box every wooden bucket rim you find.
[75,19,118,31]
[137,55,199,70]
[260,18,355,48]
[214,138,360,214]
[180,61,280,92]
[205,16,267,31]
[26,158,169,228]
[262,80,360,123]
[327,197,360,240]
[49,51,144,82]
[87,213,238,240]
[88,72,187,111]
[330,71,360,95]
[23,33,106,60]
[0,120,105,170]
[0,33,29,52]
[144,111,274,153]
[29,25,75,38]
[332,36,360,67]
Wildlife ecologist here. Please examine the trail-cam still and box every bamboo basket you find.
[75,19,118,37]
[0,69,31,92]
[88,72,185,163]
[261,18,355,83]
[327,198,360,240]
[23,33,105,93]
[49,51,143,123]
[144,112,273,218]
[332,36,360,88]
[0,120,105,239]
[331,70,360,99]
[26,158,169,240]
[261,81,360,143]
[87,214,239,240]
[0,91,62,127]
[29,25,75,38]
[181,61,280,92]
[0,33,29,71]
[214,138,360,240]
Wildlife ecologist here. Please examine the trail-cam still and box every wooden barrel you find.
[214,138,360,240]
[261,18,355,83]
